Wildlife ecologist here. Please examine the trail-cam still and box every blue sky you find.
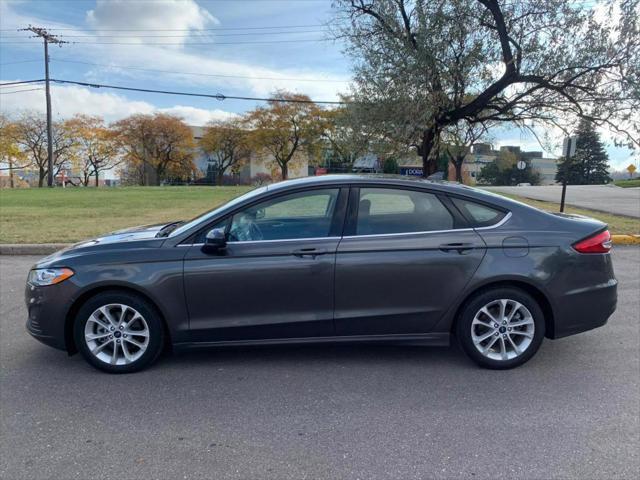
[0,0,635,170]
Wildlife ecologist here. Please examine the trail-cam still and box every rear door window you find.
[355,188,454,235]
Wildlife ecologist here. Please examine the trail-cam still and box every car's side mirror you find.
[202,227,227,253]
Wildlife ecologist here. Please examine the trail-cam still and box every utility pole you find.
[20,26,66,187]
[560,136,577,213]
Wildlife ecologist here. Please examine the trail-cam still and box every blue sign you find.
[400,167,424,176]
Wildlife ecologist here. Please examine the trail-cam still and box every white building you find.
[191,125,309,183]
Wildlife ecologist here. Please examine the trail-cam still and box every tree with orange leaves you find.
[113,113,195,186]
[245,91,324,180]
[65,115,121,187]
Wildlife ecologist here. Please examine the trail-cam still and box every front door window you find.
[228,188,340,241]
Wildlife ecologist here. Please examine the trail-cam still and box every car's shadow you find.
[167,342,470,369]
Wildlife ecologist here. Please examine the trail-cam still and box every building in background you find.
[191,126,309,183]
[448,143,560,185]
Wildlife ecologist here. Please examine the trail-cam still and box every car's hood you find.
[34,223,173,267]
[73,222,170,248]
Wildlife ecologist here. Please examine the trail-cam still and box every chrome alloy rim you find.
[84,304,150,365]
[471,299,535,361]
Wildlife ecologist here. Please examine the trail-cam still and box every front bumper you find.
[25,282,75,351]
[549,279,617,339]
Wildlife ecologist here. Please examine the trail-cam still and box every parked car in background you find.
[26,175,617,373]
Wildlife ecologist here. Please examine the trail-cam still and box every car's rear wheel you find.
[456,288,545,369]
[73,292,164,373]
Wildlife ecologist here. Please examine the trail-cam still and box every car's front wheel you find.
[456,288,545,369]
[73,291,164,373]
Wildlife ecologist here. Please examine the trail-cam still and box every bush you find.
[252,173,273,186]
[382,158,399,174]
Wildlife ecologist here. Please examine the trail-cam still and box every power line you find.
[0,87,43,94]
[1,30,326,38]
[50,58,348,83]
[0,38,329,46]
[0,23,326,32]
[58,30,324,38]
[49,78,349,104]
[0,79,45,87]
[0,59,42,65]
[61,38,329,46]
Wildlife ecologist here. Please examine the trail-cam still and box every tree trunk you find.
[9,158,14,188]
[417,126,439,178]
[94,172,99,187]
[455,162,463,182]
[38,167,45,187]
[216,171,224,186]
[281,162,288,180]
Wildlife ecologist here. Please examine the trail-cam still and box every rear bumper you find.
[549,279,617,339]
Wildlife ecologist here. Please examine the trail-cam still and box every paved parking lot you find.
[1,249,639,479]
[487,185,640,218]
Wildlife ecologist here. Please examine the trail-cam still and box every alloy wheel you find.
[84,304,150,366]
[471,299,535,361]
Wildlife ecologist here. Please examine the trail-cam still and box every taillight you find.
[573,230,612,254]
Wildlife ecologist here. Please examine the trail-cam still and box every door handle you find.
[439,242,475,254]
[292,247,328,258]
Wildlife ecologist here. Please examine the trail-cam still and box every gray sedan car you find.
[26,175,617,373]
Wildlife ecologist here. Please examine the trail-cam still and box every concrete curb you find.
[1,235,639,255]
[611,235,640,245]
[0,244,70,255]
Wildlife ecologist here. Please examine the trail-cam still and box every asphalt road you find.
[1,250,639,480]
[486,185,640,218]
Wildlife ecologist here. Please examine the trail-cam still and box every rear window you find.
[451,197,507,228]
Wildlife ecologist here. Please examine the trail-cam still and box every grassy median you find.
[0,186,252,244]
[0,185,638,243]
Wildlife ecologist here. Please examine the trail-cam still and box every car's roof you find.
[266,174,461,192]
[264,174,534,211]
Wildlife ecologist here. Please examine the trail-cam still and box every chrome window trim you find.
[342,228,474,240]
[177,236,341,247]
[341,211,512,240]
[474,211,512,230]
[176,210,512,246]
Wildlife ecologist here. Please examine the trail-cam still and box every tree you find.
[199,118,249,185]
[65,115,121,187]
[245,91,324,180]
[320,106,372,166]
[443,121,491,182]
[333,0,639,177]
[0,115,28,188]
[10,112,75,187]
[556,118,611,185]
[113,113,195,186]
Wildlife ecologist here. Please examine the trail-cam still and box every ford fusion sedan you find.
[26,175,617,373]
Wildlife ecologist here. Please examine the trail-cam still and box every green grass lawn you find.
[0,185,637,244]
[613,179,640,188]
[0,186,252,244]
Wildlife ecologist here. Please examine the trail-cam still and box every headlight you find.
[28,268,74,286]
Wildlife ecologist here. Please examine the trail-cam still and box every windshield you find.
[168,185,268,238]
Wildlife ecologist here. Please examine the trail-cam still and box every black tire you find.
[73,291,165,373]
[456,287,545,369]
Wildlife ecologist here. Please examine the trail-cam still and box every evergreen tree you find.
[556,119,611,185]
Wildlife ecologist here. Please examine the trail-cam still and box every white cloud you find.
[87,0,219,46]
[158,105,236,125]
[0,83,234,125]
